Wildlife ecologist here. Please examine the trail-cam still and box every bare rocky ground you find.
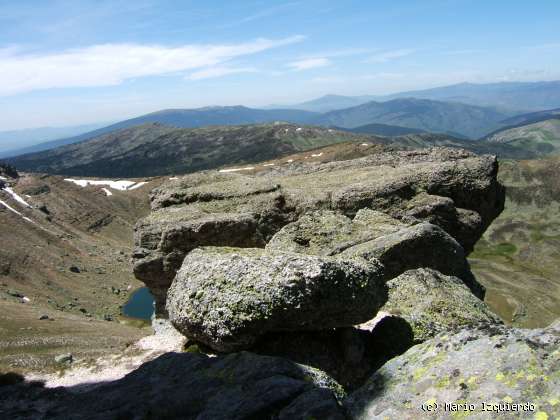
[0,169,170,373]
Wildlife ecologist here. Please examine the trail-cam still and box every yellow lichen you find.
[534,412,548,420]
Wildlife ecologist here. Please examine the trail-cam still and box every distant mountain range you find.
[0,107,317,159]
[309,98,510,139]
[383,81,560,112]
[10,113,560,178]
[7,123,367,177]
[4,80,560,161]
[281,81,560,113]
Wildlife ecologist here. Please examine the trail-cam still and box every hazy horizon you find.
[1,0,560,130]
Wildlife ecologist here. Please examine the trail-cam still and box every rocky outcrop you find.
[345,320,560,419]
[167,247,386,352]
[133,148,505,315]
[381,268,502,342]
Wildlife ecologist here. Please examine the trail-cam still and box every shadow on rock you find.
[252,315,414,390]
[0,352,351,419]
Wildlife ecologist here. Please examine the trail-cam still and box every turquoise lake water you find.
[122,287,155,320]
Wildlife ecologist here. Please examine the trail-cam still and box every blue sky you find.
[1,0,559,129]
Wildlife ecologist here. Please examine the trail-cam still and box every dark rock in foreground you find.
[252,314,414,390]
[345,320,560,419]
[0,352,346,420]
[167,247,387,352]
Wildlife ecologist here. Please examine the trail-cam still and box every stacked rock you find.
[133,148,505,358]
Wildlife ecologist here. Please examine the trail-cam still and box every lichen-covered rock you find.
[266,209,405,256]
[266,210,483,296]
[1,352,347,419]
[166,247,387,352]
[345,320,560,419]
[381,268,502,342]
[134,148,505,312]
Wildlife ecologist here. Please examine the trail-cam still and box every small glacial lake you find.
[122,287,155,320]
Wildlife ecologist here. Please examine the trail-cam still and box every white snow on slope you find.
[3,187,32,207]
[169,177,179,180]
[64,179,147,191]
[311,153,323,157]
[127,182,148,190]
[218,167,255,173]
[0,176,7,180]
[361,143,369,146]
[263,163,275,167]
[101,188,113,196]
[0,200,35,224]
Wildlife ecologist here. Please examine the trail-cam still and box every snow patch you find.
[64,179,147,191]
[296,127,303,132]
[328,129,333,133]
[128,182,147,190]
[286,159,294,163]
[0,176,7,180]
[169,177,179,180]
[263,163,275,167]
[101,188,113,197]
[218,167,255,173]
[361,143,369,146]
[311,153,323,157]
[0,200,35,224]
[3,187,32,208]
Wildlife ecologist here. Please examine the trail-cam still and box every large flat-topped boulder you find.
[166,247,387,352]
[133,148,504,313]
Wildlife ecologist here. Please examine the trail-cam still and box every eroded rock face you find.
[166,247,387,352]
[345,320,560,419]
[1,352,347,419]
[133,148,505,314]
[381,268,502,342]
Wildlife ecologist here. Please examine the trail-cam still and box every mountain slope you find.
[470,157,560,327]
[499,107,560,127]
[2,106,317,159]
[311,98,510,138]
[345,123,426,136]
[485,117,560,157]
[7,123,370,177]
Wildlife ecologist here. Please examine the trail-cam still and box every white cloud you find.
[186,66,258,80]
[366,49,415,63]
[0,35,304,96]
[288,57,330,71]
